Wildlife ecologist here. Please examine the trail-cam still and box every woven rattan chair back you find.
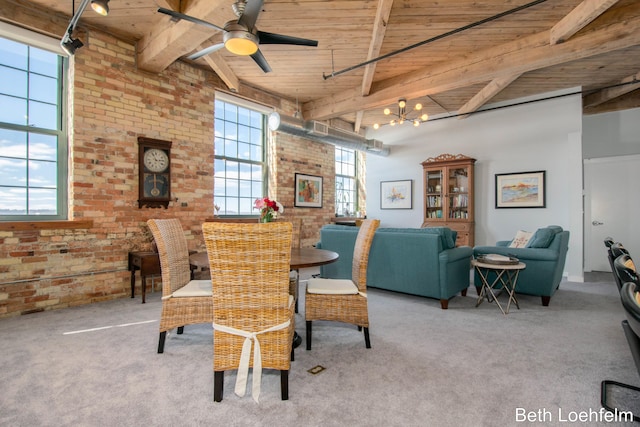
[351,219,380,293]
[147,218,191,295]
[147,218,213,354]
[202,221,294,402]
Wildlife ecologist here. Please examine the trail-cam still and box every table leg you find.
[141,275,146,304]
[130,269,136,298]
[475,267,509,315]
[499,270,520,313]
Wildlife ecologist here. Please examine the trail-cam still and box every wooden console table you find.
[128,251,161,304]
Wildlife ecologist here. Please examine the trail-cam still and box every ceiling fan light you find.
[224,28,259,55]
[91,0,109,16]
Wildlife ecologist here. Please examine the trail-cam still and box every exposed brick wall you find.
[0,25,356,317]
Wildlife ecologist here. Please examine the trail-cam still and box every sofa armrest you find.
[496,240,510,247]
[440,246,473,263]
[473,245,558,262]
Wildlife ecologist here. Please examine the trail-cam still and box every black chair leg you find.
[157,331,166,353]
[177,326,184,334]
[601,380,640,422]
[281,370,289,400]
[214,371,224,402]
[306,321,312,350]
[364,327,371,349]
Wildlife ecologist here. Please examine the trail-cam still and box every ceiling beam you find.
[583,71,640,107]
[550,0,620,45]
[456,73,522,119]
[202,48,240,92]
[303,3,640,121]
[137,0,232,73]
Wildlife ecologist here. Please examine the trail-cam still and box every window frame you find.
[0,22,69,221]
[213,91,271,217]
[335,146,358,217]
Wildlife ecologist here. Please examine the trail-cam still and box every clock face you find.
[143,148,169,173]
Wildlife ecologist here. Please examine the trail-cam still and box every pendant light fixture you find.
[373,98,429,129]
[91,0,110,16]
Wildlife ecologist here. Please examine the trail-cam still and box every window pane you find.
[0,66,27,97]
[0,187,26,214]
[0,38,27,70]
[28,187,57,214]
[0,94,27,125]
[29,73,57,104]
[29,160,56,188]
[238,142,250,160]
[238,107,250,126]
[29,133,57,160]
[28,100,58,129]
[0,158,26,186]
[29,47,58,77]
[0,129,27,158]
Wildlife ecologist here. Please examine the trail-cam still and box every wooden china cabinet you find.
[421,154,476,247]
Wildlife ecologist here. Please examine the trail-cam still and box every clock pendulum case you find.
[138,137,172,208]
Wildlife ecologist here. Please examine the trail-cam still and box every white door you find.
[584,155,640,272]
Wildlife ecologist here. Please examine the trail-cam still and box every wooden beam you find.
[202,48,240,92]
[583,71,640,107]
[361,0,394,97]
[583,90,640,114]
[457,73,522,119]
[550,0,620,45]
[354,110,364,133]
[137,0,232,73]
[303,3,640,121]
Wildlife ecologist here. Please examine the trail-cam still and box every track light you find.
[61,36,84,55]
[91,0,109,16]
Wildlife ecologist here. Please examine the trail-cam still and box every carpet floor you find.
[1,270,639,426]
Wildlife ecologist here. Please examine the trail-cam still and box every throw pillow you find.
[526,227,556,248]
[509,230,533,248]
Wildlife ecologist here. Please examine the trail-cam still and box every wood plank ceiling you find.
[3,0,640,132]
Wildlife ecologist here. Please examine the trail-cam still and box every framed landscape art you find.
[495,170,546,208]
[380,179,412,209]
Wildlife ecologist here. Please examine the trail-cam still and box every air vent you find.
[308,121,329,136]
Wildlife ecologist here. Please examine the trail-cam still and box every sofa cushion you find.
[509,230,533,248]
[387,227,457,249]
[526,227,557,248]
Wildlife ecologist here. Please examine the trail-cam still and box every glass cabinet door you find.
[425,170,443,219]
[448,166,469,219]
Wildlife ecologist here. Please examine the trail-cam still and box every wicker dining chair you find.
[305,219,380,350]
[202,221,294,402]
[286,218,302,312]
[147,219,213,354]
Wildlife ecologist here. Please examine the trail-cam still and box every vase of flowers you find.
[254,197,283,223]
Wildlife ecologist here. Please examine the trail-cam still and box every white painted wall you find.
[583,107,640,159]
[365,93,583,281]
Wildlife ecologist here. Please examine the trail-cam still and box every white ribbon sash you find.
[213,319,291,402]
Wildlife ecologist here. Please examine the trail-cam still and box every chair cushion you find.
[509,230,533,248]
[307,278,358,294]
[172,279,212,297]
[526,227,556,248]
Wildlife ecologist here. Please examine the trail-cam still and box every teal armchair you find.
[473,226,570,306]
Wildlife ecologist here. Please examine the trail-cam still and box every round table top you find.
[290,247,339,269]
[472,259,526,270]
[189,247,339,270]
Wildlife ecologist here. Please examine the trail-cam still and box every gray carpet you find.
[1,270,639,426]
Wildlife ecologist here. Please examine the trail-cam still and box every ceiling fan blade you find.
[250,49,272,73]
[187,43,225,60]
[257,31,318,47]
[237,0,264,30]
[157,8,224,32]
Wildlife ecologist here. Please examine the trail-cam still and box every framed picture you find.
[495,170,546,208]
[294,173,323,208]
[380,179,412,209]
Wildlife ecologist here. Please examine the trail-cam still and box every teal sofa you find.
[472,225,570,306]
[316,225,473,309]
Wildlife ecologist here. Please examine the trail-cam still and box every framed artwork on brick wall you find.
[294,173,323,208]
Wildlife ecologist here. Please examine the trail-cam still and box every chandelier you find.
[373,98,429,129]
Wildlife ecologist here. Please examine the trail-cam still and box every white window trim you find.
[0,22,66,56]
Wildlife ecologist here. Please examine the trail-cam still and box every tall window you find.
[335,147,357,216]
[0,26,67,220]
[213,94,267,215]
